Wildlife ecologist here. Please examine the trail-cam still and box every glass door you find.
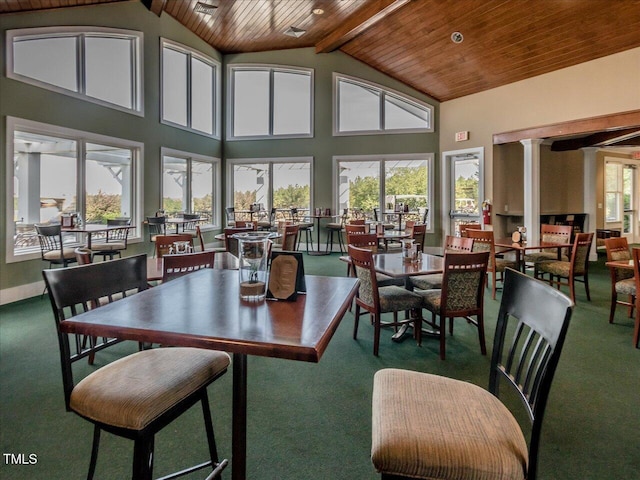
[449,151,482,235]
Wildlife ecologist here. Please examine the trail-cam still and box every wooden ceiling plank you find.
[141,0,164,17]
[315,0,411,53]
[493,110,640,145]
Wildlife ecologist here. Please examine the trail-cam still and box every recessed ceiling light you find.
[284,26,306,38]
[195,2,218,15]
[312,8,325,15]
[451,32,464,44]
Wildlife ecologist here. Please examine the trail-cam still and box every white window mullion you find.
[77,34,86,95]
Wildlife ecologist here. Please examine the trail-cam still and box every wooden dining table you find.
[58,269,359,480]
[494,237,573,271]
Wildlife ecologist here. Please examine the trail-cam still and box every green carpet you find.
[1,253,638,479]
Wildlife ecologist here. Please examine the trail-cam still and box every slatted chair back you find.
[410,224,426,252]
[489,268,574,479]
[347,232,381,253]
[35,223,77,268]
[345,224,367,236]
[458,223,482,237]
[162,251,216,282]
[444,235,474,253]
[42,254,149,409]
[154,234,194,258]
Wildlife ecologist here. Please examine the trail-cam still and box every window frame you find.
[333,73,434,136]
[160,38,221,139]
[5,116,144,264]
[333,153,434,231]
[227,64,314,141]
[6,26,143,116]
[226,157,314,212]
[161,147,221,229]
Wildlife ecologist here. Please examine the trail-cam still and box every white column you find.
[520,139,544,246]
[17,152,42,224]
[582,147,598,261]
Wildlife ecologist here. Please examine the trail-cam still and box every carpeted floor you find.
[0,252,638,479]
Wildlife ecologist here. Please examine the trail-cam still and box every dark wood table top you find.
[146,251,239,281]
[372,252,443,278]
[494,237,572,252]
[60,269,359,362]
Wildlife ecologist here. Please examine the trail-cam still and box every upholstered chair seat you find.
[372,369,528,480]
[44,247,77,262]
[616,277,636,297]
[377,286,423,313]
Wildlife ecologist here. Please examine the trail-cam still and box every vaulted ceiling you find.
[2,0,640,103]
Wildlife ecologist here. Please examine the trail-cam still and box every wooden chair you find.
[162,251,216,282]
[467,229,517,300]
[346,233,403,287]
[35,223,77,268]
[272,224,299,251]
[409,235,474,290]
[195,225,206,251]
[605,237,635,324]
[92,218,131,261]
[535,232,594,303]
[349,245,424,356]
[417,251,490,359]
[154,234,194,258]
[215,227,252,257]
[632,247,640,348]
[42,255,229,480]
[523,224,573,266]
[410,223,426,252]
[372,268,574,480]
[458,223,482,237]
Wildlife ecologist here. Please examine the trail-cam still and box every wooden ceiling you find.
[2,0,640,103]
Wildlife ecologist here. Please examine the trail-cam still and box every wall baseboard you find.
[1,281,44,305]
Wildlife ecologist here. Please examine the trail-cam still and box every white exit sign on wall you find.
[455,131,469,142]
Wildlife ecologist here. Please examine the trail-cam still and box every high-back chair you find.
[410,223,426,252]
[92,218,131,261]
[604,236,635,324]
[146,216,166,246]
[409,235,474,291]
[346,233,402,288]
[467,228,518,299]
[372,268,574,480]
[35,223,77,268]
[273,224,300,251]
[325,209,348,253]
[290,208,313,252]
[417,251,490,359]
[458,223,482,237]
[348,245,424,356]
[535,232,595,303]
[42,255,230,480]
[154,234,194,258]
[524,224,573,266]
[221,227,252,257]
[162,250,216,282]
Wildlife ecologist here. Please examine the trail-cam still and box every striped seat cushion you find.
[70,347,230,431]
[372,368,527,480]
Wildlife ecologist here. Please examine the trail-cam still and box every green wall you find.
[0,2,439,298]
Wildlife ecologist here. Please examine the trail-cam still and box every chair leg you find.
[477,313,487,355]
[87,425,101,480]
[373,313,381,356]
[437,312,446,360]
[353,304,361,339]
[584,275,591,301]
[200,390,222,471]
[609,291,618,323]
[132,435,154,480]
[633,309,640,348]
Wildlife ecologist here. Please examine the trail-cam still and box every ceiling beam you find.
[493,110,640,145]
[315,0,411,54]
[551,127,640,151]
[141,0,166,17]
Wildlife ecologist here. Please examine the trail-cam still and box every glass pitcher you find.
[232,232,277,301]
